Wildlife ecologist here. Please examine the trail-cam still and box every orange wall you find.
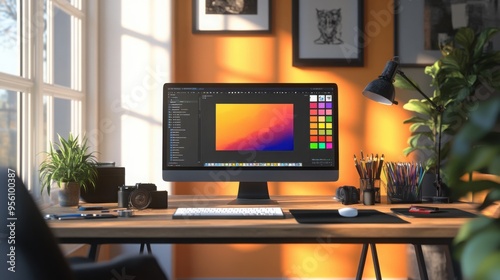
[172,0,412,278]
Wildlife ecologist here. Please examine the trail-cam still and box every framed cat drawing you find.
[193,0,271,33]
[292,0,364,66]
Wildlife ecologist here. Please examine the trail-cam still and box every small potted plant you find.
[39,133,98,206]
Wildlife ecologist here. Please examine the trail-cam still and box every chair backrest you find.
[0,166,76,280]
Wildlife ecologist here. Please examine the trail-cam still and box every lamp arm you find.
[396,70,442,111]
[396,70,446,198]
[436,109,444,197]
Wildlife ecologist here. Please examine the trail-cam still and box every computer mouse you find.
[338,207,358,217]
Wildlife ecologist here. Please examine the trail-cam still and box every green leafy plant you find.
[445,97,500,279]
[39,133,98,195]
[395,27,500,175]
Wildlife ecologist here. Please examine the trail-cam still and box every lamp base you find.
[422,196,450,203]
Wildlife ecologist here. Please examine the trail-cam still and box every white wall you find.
[98,0,171,188]
[97,0,173,277]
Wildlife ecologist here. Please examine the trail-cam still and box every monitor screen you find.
[163,83,339,204]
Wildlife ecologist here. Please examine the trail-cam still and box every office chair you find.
[0,167,169,280]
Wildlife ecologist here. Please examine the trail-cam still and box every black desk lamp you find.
[362,57,448,202]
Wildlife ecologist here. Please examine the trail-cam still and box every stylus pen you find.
[45,213,84,220]
[57,214,86,220]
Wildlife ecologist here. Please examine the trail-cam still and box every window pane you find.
[0,89,18,168]
[53,6,71,88]
[42,95,49,146]
[43,96,73,145]
[0,0,21,76]
[53,97,72,140]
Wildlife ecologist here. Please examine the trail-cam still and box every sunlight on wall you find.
[217,37,277,82]
[100,1,173,276]
[227,244,268,252]
[281,243,408,279]
[171,0,413,278]
[282,244,360,278]
[119,35,164,186]
[362,97,412,195]
[364,101,409,162]
[121,0,169,42]
[121,1,150,34]
[116,0,170,187]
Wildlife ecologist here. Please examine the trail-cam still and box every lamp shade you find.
[362,79,395,105]
[362,59,399,105]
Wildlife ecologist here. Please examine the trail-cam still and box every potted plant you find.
[395,27,500,199]
[39,133,98,206]
[445,97,500,279]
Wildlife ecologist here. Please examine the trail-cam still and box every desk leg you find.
[88,243,100,261]
[356,243,382,280]
[413,244,429,280]
[356,243,369,280]
[370,243,382,280]
[448,244,463,280]
[140,243,153,254]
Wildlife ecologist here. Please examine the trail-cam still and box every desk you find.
[46,195,476,279]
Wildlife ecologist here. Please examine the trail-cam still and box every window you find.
[0,0,90,196]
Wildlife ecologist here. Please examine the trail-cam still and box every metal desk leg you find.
[370,243,382,280]
[356,243,382,280]
[88,243,100,261]
[140,243,152,254]
[413,244,429,280]
[356,243,369,280]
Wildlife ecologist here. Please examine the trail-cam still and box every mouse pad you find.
[391,208,477,218]
[290,209,409,224]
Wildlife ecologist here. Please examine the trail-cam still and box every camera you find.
[336,186,360,205]
[118,183,168,209]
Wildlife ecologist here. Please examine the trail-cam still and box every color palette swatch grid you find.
[309,94,333,149]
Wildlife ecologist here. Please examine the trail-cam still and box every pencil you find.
[376,154,384,179]
[354,155,362,177]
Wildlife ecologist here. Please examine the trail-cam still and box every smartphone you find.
[409,206,439,214]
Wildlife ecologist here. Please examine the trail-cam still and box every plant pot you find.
[421,172,452,203]
[59,182,81,207]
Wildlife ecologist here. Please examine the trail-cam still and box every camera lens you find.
[118,185,134,208]
[129,188,152,210]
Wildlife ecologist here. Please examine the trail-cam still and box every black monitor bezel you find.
[162,83,340,184]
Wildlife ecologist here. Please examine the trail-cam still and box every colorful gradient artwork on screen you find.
[216,104,294,151]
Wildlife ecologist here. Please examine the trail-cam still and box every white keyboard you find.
[172,207,285,219]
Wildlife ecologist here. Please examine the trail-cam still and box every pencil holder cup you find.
[360,179,381,205]
[386,181,422,204]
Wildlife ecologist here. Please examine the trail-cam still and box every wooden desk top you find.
[45,195,479,244]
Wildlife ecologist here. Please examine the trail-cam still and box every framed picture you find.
[292,0,364,67]
[192,0,271,33]
[395,0,500,67]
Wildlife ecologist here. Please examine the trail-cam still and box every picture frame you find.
[192,0,271,33]
[395,0,500,67]
[292,0,364,67]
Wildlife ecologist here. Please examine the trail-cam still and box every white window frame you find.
[0,0,97,198]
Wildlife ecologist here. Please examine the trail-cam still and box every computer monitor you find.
[162,83,339,204]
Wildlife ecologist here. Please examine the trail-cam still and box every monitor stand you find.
[228,182,278,205]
